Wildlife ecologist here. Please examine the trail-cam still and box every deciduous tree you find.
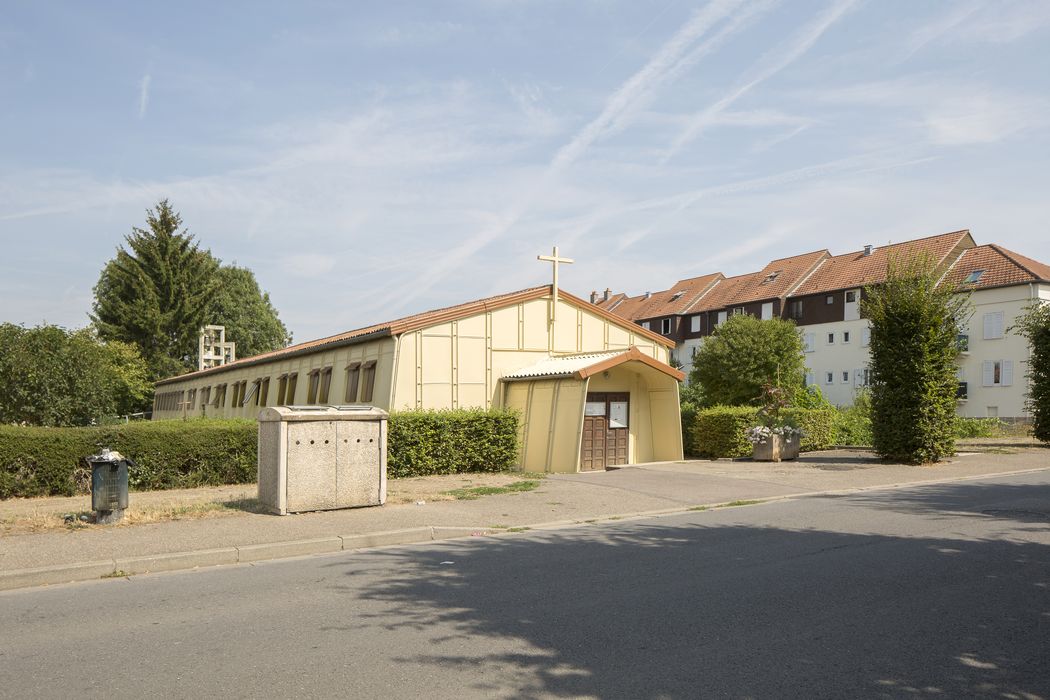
[688,314,806,407]
[0,324,152,426]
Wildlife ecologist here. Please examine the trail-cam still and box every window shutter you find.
[862,327,870,346]
[761,302,773,320]
[983,311,1004,339]
[982,361,995,387]
[717,311,727,325]
[805,333,815,352]
[853,369,863,387]
[1002,360,1013,387]
[690,316,700,333]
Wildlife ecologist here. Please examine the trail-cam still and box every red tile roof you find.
[729,249,829,304]
[794,230,974,295]
[689,272,763,312]
[595,273,723,321]
[943,244,1050,290]
[158,285,674,385]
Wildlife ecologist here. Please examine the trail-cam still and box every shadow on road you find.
[327,481,1050,699]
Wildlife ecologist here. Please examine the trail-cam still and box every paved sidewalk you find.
[2,448,1047,591]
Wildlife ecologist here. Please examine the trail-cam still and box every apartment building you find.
[594,230,1050,419]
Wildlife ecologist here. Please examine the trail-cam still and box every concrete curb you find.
[3,465,1048,593]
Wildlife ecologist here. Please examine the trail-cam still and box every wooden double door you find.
[581,392,629,471]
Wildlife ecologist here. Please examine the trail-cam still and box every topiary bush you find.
[1,409,521,499]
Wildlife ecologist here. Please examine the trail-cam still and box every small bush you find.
[784,408,836,453]
[1,409,520,499]
[834,392,873,446]
[690,406,756,458]
[954,417,1006,439]
[689,406,835,458]
[386,409,518,479]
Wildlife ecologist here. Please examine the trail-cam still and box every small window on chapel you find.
[285,373,298,404]
[306,369,321,404]
[345,363,361,402]
[361,361,377,403]
[318,367,333,404]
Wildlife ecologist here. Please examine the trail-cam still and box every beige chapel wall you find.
[501,378,587,473]
[152,337,396,421]
[391,294,672,411]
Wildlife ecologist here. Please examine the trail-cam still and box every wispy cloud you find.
[660,0,860,163]
[138,73,151,119]
[385,0,769,309]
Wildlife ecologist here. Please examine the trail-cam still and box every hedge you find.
[0,419,257,499]
[386,409,518,479]
[688,406,836,459]
[1,409,521,499]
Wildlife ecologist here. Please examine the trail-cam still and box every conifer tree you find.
[92,200,219,379]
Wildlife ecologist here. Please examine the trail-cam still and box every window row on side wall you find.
[187,361,380,412]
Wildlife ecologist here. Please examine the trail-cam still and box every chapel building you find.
[153,286,685,472]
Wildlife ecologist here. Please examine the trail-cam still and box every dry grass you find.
[0,471,546,535]
[0,496,267,535]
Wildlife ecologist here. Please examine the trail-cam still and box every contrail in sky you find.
[390,0,761,309]
[661,0,861,164]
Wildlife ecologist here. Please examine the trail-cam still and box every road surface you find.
[2,470,1048,698]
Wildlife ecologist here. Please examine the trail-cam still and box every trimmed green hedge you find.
[0,419,257,498]
[1,409,521,499]
[386,409,518,479]
[688,406,836,459]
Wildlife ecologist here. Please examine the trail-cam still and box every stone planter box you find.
[751,434,800,462]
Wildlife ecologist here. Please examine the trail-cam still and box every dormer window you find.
[762,271,781,284]
[964,270,985,284]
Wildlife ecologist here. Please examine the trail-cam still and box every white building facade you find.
[596,231,1050,420]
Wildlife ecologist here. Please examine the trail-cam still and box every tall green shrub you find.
[1011,301,1050,442]
[861,255,968,463]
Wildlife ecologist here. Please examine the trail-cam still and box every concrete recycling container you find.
[257,405,388,515]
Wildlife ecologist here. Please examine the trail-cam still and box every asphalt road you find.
[2,471,1048,699]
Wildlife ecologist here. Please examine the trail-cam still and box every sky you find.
[2,0,1049,344]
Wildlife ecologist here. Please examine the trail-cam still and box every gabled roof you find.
[595,272,723,321]
[689,272,762,312]
[501,346,685,382]
[730,249,830,304]
[943,244,1050,290]
[157,285,674,386]
[793,230,975,296]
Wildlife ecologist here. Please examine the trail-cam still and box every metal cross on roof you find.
[537,245,574,322]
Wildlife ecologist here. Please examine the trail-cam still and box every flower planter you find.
[751,434,800,462]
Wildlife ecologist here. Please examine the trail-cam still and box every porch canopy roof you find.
[501,346,685,383]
